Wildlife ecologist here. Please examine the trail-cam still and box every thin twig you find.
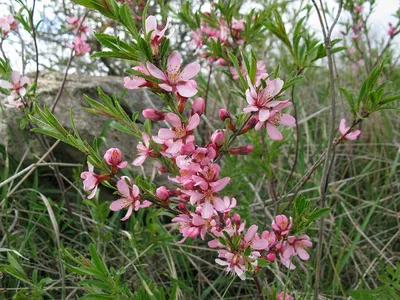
[312,1,343,298]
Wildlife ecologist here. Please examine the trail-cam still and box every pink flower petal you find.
[131,184,140,197]
[121,205,133,221]
[167,51,182,72]
[180,62,200,80]
[158,128,176,140]
[165,113,182,127]
[158,83,173,92]
[133,155,146,166]
[117,178,131,197]
[266,123,283,140]
[146,62,166,80]
[201,202,214,218]
[258,108,270,122]
[176,84,198,97]
[0,80,13,89]
[210,177,230,192]
[145,15,157,35]
[11,71,20,84]
[110,199,125,211]
[279,114,296,126]
[186,113,200,131]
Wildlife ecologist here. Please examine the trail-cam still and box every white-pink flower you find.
[339,118,361,140]
[80,163,106,199]
[0,71,30,102]
[254,100,296,140]
[145,15,169,55]
[124,63,150,90]
[133,133,154,166]
[172,213,207,243]
[146,51,200,98]
[157,113,200,154]
[109,177,152,221]
[68,37,91,56]
[272,215,293,236]
[0,15,17,37]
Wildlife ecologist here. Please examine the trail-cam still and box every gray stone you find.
[0,72,162,163]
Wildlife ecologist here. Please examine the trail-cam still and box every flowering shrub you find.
[1,0,399,299]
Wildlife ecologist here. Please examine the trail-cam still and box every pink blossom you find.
[218,196,237,213]
[388,22,398,37]
[287,235,312,261]
[354,5,364,14]
[0,71,30,102]
[124,63,150,90]
[158,113,200,154]
[80,163,109,199]
[215,252,247,280]
[244,76,284,115]
[146,51,200,98]
[145,15,169,55]
[109,177,152,221]
[210,130,225,146]
[68,37,91,56]
[0,15,17,37]
[103,148,128,173]
[348,47,356,56]
[171,213,207,243]
[133,133,155,166]
[352,34,359,41]
[66,16,92,39]
[232,18,246,31]
[277,291,294,300]
[254,101,296,140]
[339,118,361,140]
[272,215,293,236]
[189,29,203,48]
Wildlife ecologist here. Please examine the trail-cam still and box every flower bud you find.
[219,109,235,131]
[210,130,225,147]
[239,116,258,134]
[178,203,189,214]
[266,252,276,263]
[229,145,254,155]
[103,148,128,173]
[142,109,166,121]
[218,58,227,66]
[191,97,205,116]
[156,186,169,201]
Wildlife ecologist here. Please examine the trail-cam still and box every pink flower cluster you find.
[0,71,30,107]
[0,15,17,38]
[244,75,295,140]
[189,14,246,62]
[205,215,312,279]
[79,15,308,281]
[66,15,91,56]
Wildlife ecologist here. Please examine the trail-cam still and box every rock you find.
[0,72,162,164]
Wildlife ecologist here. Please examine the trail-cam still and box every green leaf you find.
[308,208,331,221]
[119,3,138,37]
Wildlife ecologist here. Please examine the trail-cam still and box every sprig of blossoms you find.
[78,14,308,281]
[0,15,18,38]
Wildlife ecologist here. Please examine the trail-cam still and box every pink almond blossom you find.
[145,15,169,55]
[80,163,109,199]
[133,133,155,166]
[277,291,294,300]
[146,51,200,98]
[68,37,91,56]
[339,118,361,140]
[172,213,207,243]
[66,16,92,39]
[272,215,293,236]
[110,177,152,221]
[0,71,30,102]
[388,22,398,37]
[0,15,17,37]
[354,5,364,14]
[124,63,150,90]
[254,101,296,140]
[104,148,128,173]
[158,113,200,154]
